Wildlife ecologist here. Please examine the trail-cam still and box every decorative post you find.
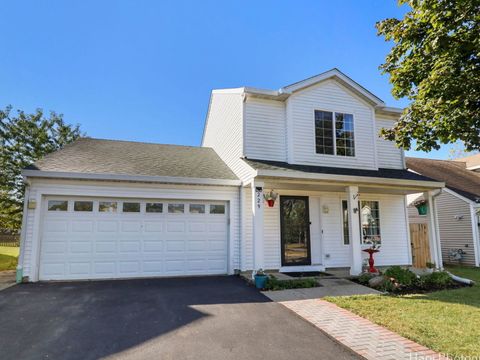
[347,186,362,275]
[252,181,264,274]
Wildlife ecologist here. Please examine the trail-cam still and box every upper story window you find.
[315,110,355,157]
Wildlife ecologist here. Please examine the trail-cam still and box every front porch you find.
[241,173,444,276]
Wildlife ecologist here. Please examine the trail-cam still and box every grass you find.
[0,246,19,271]
[326,266,480,358]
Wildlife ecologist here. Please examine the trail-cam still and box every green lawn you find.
[0,246,19,271]
[326,267,480,358]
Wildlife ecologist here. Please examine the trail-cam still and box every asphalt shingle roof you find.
[26,138,238,181]
[243,158,438,182]
[406,157,480,202]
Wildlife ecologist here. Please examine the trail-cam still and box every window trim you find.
[340,199,382,245]
[314,109,356,158]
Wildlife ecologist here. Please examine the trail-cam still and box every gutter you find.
[22,170,242,187]
[256,169,445,189]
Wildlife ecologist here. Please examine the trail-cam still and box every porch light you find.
[263,190,278,207]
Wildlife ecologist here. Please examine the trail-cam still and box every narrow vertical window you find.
[342,200,350,245]
[335,113,355,156]
[361,201,381,244]
[314,110,334,155]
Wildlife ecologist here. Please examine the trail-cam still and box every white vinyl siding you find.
[21,179,240,281]
[435,191,477,266]
[239,190,411,271]
[244,98,287,162]
[376,117,404,169]
[202,92,255,181]
[286,80,377,169]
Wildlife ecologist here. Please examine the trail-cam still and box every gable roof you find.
[210,68,402,114]
[454,153,480,170]
[406,157,480,202]
[24,138,239,184]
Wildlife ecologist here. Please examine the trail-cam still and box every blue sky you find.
[0,1,452,159]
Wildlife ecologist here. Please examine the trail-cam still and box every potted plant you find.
[362,239,381,273]
[414,199,428,215]
[263,190,278,208]
[254,269,268,289]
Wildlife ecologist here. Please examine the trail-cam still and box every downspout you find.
[17,181,30,283]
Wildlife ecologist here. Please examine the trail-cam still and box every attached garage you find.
[39,197,229,280]
[18,138,241,282]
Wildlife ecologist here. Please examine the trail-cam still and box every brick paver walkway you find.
[281,299,449,360]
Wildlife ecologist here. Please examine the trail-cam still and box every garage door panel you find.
[119,240,141,253]
[70,241,92,254]
[121,221,142,232]
[144,221,164,232]
[40,198,228,280]
[97,221,118,232]
[69,262,91,276]
[143,261,163,273]
[72,220,94,233]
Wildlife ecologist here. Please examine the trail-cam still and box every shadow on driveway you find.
[0,276,359,360]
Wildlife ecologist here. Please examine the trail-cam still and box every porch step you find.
[279,265,325,273]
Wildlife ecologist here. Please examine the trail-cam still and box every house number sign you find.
[255,187,263,209]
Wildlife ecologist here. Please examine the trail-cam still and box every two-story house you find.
[18,69,444,282]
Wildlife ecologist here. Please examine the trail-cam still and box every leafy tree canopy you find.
[377,0,480,151]
[0,106,83,232]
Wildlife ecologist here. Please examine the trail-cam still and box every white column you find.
[347,186,362,275]
[425,191,443,269]
[251,181,264,273]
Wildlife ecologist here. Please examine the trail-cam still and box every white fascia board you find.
[22,170,242,186]
[211,87,246,94]
[281,69,385,106]
[255,169,445,189]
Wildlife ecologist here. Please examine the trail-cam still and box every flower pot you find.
[416,203,428,215]
[254,274,268,289]
[267,199,275,207]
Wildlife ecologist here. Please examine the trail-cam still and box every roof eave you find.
[22,170,241,187]
[255,169,445,190]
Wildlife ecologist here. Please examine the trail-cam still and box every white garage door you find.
[39,197,228,280]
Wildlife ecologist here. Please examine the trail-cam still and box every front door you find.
[280,196,311,266]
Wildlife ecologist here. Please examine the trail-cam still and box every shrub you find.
[418,271,453,290]
[264,276,317,291]
[357,272,374,285]
[384,266,418,287]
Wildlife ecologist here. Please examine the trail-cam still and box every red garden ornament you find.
[263,190,278,207]
[362,242,381,273]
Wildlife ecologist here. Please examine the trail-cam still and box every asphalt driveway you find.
[0,276,359,360]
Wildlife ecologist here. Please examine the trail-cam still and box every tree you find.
[376,0,480,152]
[448,141,480,159]
[0,106,83,232]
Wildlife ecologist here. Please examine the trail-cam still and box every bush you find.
[418,271,453,290]
[264,276,318,291]
[357,272,374,285]
[384,266,418,287]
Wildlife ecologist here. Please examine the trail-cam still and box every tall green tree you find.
[376,0,480,151]
[0,106,83,232]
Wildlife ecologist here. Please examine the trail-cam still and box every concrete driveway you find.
[0,276,359,360]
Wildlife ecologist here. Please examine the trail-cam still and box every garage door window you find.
[189,204,205,214]
[123,202,140,213]
[74,201,93,212]
[210,204,225,214]
[146,203,163,213]
[48,200,68,211]
[99,202,117,213]
[168,204,184,213]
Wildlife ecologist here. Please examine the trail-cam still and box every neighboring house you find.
[407,157,480,267]
[18,69,444,282]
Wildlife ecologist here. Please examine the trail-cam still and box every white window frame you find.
[314,109,356,157]
[340,199,382,245]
